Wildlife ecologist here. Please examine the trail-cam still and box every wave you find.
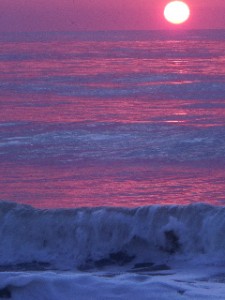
[0,201,225,270]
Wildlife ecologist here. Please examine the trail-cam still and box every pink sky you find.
[0,0,224,32]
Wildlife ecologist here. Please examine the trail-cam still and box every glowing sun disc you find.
[164,1,190,24]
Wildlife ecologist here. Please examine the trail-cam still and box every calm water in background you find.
[0,30,225,208]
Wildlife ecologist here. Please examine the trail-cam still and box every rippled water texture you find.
[0,30,225,208]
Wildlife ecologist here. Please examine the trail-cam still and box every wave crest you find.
[0,201,225,270]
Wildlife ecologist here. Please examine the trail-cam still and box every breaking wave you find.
[1,201,225,270]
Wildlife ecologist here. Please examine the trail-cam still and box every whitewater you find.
[1,201,225,299]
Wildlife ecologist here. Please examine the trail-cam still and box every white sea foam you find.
[1,201,225,270]
[2,202,225,299]
[1,267,225,300]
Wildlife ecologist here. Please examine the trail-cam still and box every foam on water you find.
[1,123,225,163]
[1,201,225,270]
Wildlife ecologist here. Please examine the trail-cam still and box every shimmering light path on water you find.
[0,161,225,208]
[0,31,225,208]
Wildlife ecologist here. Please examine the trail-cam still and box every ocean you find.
[1,30,225,299]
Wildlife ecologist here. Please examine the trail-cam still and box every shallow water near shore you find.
[0,201,225,299]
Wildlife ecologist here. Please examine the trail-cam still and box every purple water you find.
[2,32,225,300]
[0,30,225,208]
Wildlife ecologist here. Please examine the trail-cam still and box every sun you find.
[164,1,190,25]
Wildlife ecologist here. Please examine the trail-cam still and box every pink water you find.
[0,31,225,208]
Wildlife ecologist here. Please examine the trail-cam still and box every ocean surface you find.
[1,30,225,299]
[1,30,225,208]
